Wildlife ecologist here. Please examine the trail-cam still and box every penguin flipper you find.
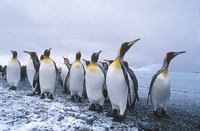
[127,67,139,103]
[81,63,87,98]
[53,61,63,87]
[33,72,39,88]
[147,68,165,105]
[64,70,70,93]
[96,63,107,98]
[119,59,131,105]
[32,57,40,72]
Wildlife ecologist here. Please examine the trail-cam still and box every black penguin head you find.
[82,58,90,66]
[44,48,52,57]
[118,39,140,58]
[165,51,186,64]
[40,55,44,60]
[104,59,114,65]
[63,57,69,63]
[76,51,81,60]
[91,50,102,63]
[24,51,37,58]
[99,61,109,69]
[11,51,17,59]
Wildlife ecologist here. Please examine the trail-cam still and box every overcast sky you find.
[0,0,199,72]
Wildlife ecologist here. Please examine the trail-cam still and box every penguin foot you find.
[162,110,170,119]
[113,115,124,122]
[9,86,17,90]
[48,93,54,99]
[71,96,75,101]
[88,103,95,111]
[96,105,103,113]
[77,96,82,102]
[153,110,159,118]
[27,92,35,96]
[40,93,46,99]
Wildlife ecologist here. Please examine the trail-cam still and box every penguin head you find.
[165,51,186,64]
[118,39,140,58]
[104,59,114,65]
[24,51,37,58]
[91,50,102,63]
[40,55,44,60]
[11,51,17,59]
[44,48,52,57]
[76,51,81,60]
[63,57,69,63]
[82,58,90,66]
[99,61,108,68]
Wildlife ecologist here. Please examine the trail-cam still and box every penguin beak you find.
[96,50,102,56]
[23,51,32,55]
[128,39,140,47]
[174,51,186,56]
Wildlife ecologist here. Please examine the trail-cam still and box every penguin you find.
[82,58,90,66]
[24,51,41,96]
[68,51,85,101]
[39,48,62,99]
[6,51,21,90]
[85,50,106,112]
[106,39,140,122]
[123,61,139,109]
[61,57,70,93]
[147,51,186,118]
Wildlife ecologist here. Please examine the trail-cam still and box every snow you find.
[0,70,200,130]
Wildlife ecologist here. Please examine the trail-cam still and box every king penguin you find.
[39,48,62,99]
[106,39,140,122]
[85,50,106,112]
[24,51,41,96]
[147,51,186,118]
[7,51,21,90]
[68,51,85,101]
[61,57,71,93]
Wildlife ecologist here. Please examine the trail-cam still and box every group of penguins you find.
[4,39,186,122]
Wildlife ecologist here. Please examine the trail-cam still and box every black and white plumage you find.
[68,51,85,101]
[24,51,41,96]
[147,51,186,118]
[85,50,106,112]
[39,48,62,99]
[7,51,21,90]
[106,39,140,122]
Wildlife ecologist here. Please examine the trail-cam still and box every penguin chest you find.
[61,64,69,85]
[69,63,84,92]
[151,74,171,107]
[86,65,105,103]
[7,59,21,86]
[26,60,36,87]
[106,65,128,106]
[39,60,56,93]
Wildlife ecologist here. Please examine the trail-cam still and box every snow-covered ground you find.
[0,70,200,130]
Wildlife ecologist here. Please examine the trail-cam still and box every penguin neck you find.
[12,56,17,60]
[161,58,170,77]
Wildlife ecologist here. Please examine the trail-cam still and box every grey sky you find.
[0,0,199,72]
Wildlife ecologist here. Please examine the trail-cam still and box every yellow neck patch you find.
[41,56,50,63]
[88,63,98,72]
[112,58,121,69]
[10,58,18,64]
[162,69,168,77]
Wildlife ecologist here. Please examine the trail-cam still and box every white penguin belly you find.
[39,61,56,94]
[61,64,69,86]
[26,60,36,89]
[106,66,128,113]
[151,74,170,110]
[7,60,21,87]
[69,64,84,96]
[86,67,105,105]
